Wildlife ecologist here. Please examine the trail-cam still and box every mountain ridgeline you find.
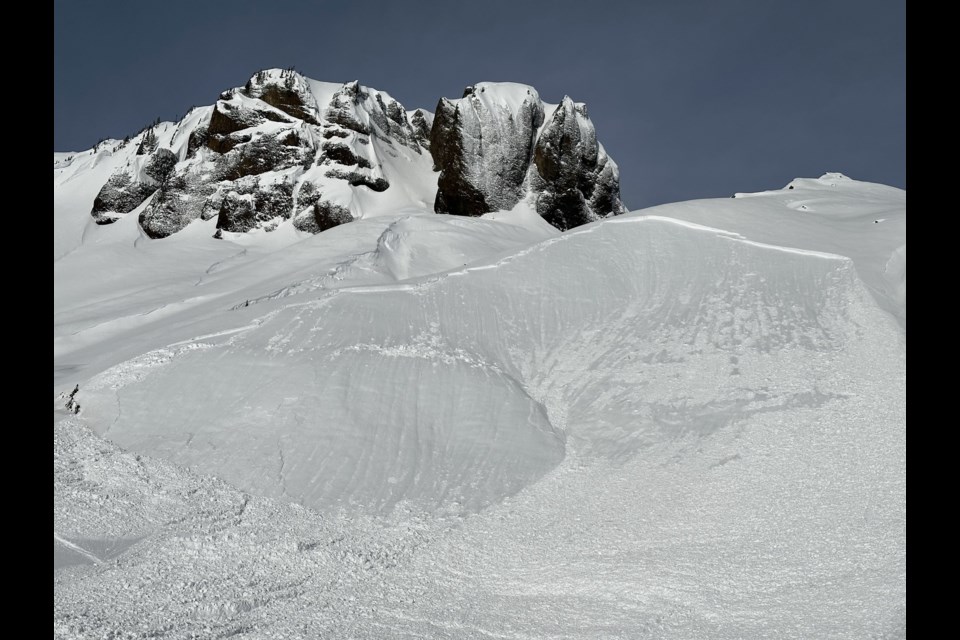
[83,69,626,238]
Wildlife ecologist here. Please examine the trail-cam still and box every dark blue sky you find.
[54,0,905,209]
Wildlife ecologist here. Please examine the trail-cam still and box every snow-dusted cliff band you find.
[80,69,625,239]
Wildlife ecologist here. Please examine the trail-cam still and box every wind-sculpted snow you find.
[643,173,907,327]
[81,216,886,512]
[54,177,905,638]
[83,334,564,513]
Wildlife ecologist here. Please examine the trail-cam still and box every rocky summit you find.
[83,69,625,238]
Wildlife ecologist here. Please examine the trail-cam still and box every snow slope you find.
[54,174,905,638]
[646,173,906,326]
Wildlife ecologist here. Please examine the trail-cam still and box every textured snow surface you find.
[53,174,905,638]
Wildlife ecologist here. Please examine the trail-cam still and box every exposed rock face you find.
[91,172,158,224]
[409,109,433,150]
[244,69,320,124]
[208,102,263,137]
[324,80,423,153]
[432,84,544,217]
[84,71,624,238]
[91,147,181,226]
[139,189,199,239]
[321,141,372,168]
[292,199,353,233]
[325,81,370,134]
[215,181,294,233]
[431,83,625,229]
[529,97,625,230]
[88,69,435,238]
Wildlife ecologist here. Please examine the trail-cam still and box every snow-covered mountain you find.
[69,175,905,519]
[54,70,904,638]
[59,69,624,243]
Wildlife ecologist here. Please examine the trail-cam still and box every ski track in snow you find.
[54,173,905,639]
[53,533,103,566]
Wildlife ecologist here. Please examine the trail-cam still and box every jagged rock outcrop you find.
[243,69,320,124]
[84,71,624,239]
[409,109,434,150]
[91,146,182,225]
[431,83,625,230]
[324,80,422,153]
[529,97,625,230]
[91,172,158,224]
[432,84,544,217]
[89,69,434,238]
[292,199,353,233]
[214,180,295,233]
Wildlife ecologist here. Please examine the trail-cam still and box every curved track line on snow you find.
[330,215,853,300]
[54,532,103,565]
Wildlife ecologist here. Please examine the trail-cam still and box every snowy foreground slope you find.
[54,174,905,638]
